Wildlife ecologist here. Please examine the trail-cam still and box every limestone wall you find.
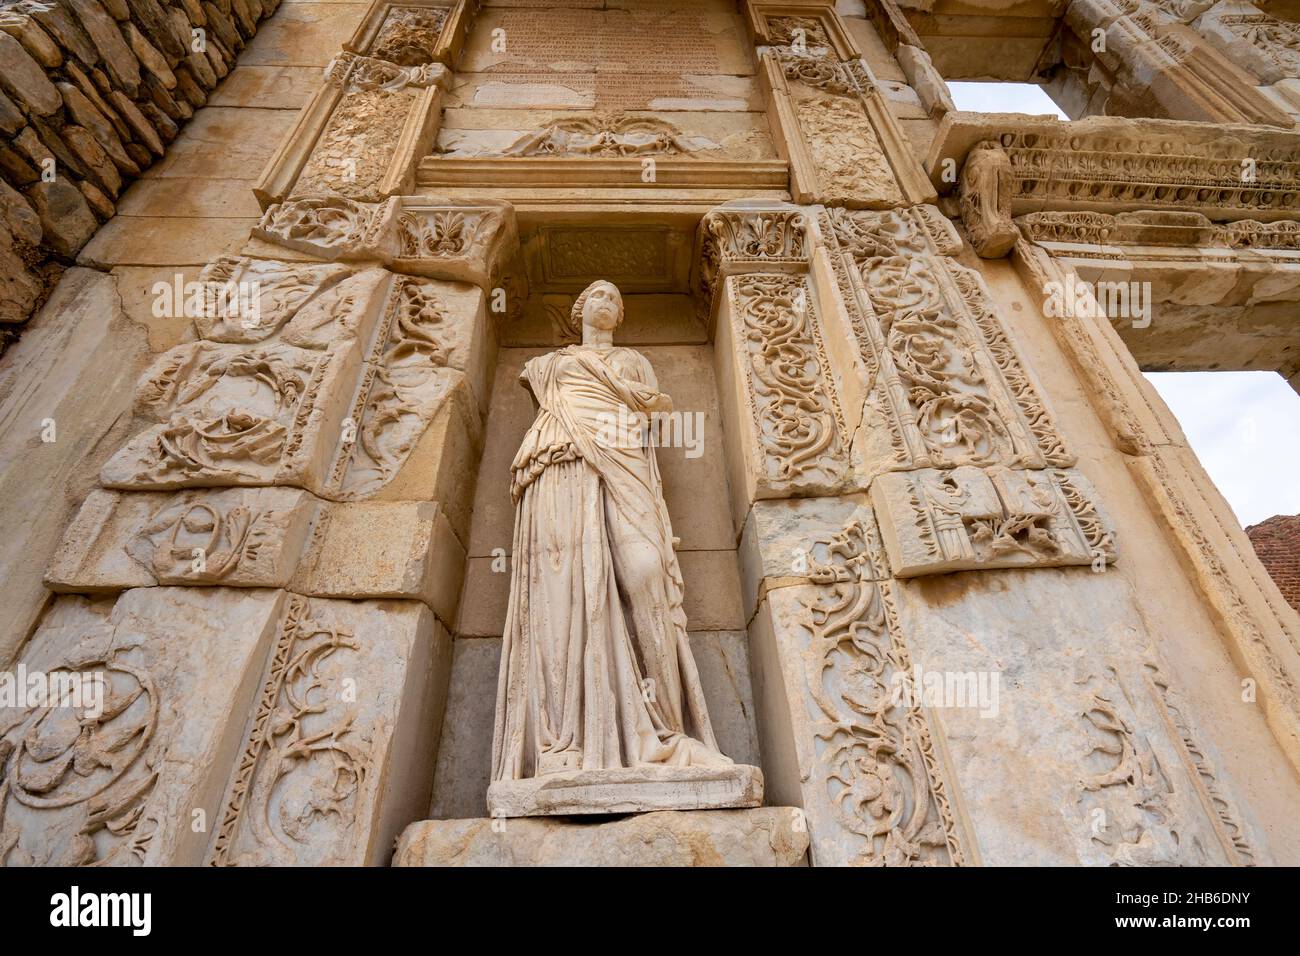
[0,0,283,337]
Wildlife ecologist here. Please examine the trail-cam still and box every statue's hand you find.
[648,391,673,415]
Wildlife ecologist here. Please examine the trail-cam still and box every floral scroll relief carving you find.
[820,205,1073,478]
[123,488,314,587]
[255,197,398,262]
[0,652,159,866]
[501,111,719,158]
[329,277,455,498]
[1078,675,1195,866]
[1072,661,1265,866]
[295,53,448,203]
[101,340,348,491]
[192,257,351,344]
[210,597,370,867]
[731,273,847,490]
[796,519,967,866]
[773,49,903,207]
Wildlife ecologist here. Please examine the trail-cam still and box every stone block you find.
[394,808,809,867]
[207,595,452,866]
[0,588,287,865]
[871,465,1117,577]
[101,339,360,494]
[486,764,764,818]
[0,269,148,665]
[46,486,319,591]
[294,500,465,624]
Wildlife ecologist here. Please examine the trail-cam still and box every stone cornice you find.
[927,112,1300,222]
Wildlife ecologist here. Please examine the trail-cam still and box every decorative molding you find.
[254,197,400,263]
[45,487,319,591]
[1017,208,1300,253]
[928,114,1300,221]
[254,197,520,290]
[417,156,788,190]
[324,275,464,500]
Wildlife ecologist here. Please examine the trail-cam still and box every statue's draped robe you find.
[492,345,731,780]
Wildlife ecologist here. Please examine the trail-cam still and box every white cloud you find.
[1144,371,1300,527]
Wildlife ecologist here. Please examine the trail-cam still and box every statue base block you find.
[485,764,764,817]
[394,807,807,867]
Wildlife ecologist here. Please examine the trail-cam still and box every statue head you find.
[573,280,623,340]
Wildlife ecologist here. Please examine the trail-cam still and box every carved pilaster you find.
[744,1,935,208]
[254,53,451,208]
[745,503,974,866]
[704,202,849,527]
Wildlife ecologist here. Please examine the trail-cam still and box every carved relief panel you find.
[748,506,971,866]
[745,1,934,208]
[819,205,1075,481]
[704,203,850,519]
[208,595,449,867]
[0,589,289,866]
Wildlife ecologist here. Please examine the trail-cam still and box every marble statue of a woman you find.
[488,280,762,817]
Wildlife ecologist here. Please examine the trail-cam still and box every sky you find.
[1143,372,1300,527]
[946,83,1300,527]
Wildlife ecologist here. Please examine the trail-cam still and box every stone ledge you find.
[487,764,764,817]
[393,808,809,867]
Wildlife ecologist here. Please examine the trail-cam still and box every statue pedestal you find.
[486,764,764,817]
[394,807,806,867]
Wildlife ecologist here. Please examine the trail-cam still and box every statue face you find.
[582,282,623,331]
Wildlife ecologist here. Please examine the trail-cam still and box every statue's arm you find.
[636,352,672,414]
[518,356,541,414]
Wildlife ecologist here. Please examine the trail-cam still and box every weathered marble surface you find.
[394,808,809,867]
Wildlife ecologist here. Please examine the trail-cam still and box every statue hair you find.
[571,280,622,328]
